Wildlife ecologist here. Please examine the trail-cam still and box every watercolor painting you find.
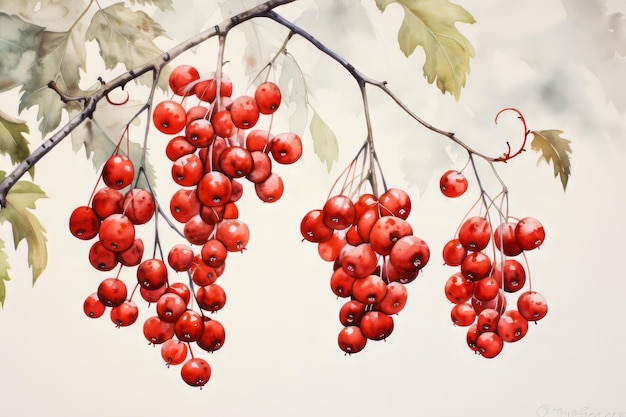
[1,1,624,416]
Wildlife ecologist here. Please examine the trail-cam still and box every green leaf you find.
[0,0,86,32]
[69,100,158,191]
[375,0,475,100]
[530,130,572,191]
[0,237,10,308]
[129,0,174,12]
[0,110,30,166]
[0,12,44,92]
[86,2,170,90]
[309,110,339,172]
[18,23,87,137]
[0,171,48,284]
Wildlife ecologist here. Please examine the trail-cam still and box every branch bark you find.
[0,0,296,208]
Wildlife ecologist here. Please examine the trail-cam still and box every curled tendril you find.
[105,89,130,106]
[98,77,130,106]
[493,107,530,163]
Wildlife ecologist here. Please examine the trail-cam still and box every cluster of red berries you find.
[301,188,430,354]
[68,153,219,387]
[439,170,548,358]
[69,62,303,388]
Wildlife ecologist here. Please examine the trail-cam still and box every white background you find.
[1,1,625,416]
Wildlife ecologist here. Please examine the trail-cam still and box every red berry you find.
[270,132,302,164]
[110,300,139,327]
[167,244,195,272]
[497,310,529,343]
[439,170,468,198]
[254,172,284,203]
[230,95,260,129]
[197,318,226,352]
[476,331,503,358]
[83,292,106,319]
[442,238,467,266]
[98,213,135,252]
[359,311,394,341]
[180,357,211,388]
[153,100,186,134]
[517,291,548,322]
[69,206,100,240]
[458,216,492,252]
[196,284,226,312]
[143,316,175,345]
[161,339,188,366]
[102,155,134,190]
[168,64,200,96]
[137,258,168,289]
[515,217,545,250]
[338,326,367,354]
[450,303,476,327]
[97,278,127,307]
[174,310,204,342]
[254,81,281,114]
[122,188,155,225]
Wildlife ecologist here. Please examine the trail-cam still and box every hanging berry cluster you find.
[438,156,549,359]
[300,144,430,354]
[68,62,303,388]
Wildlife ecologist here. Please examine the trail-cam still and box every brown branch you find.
[0,0,297,208]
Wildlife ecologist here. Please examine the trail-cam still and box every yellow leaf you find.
[375,0,475,100]
[530,130,573,191]
[310,111,339,172]
[0,172,48,284]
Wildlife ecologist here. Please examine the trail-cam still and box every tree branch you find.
[0,0,296,208]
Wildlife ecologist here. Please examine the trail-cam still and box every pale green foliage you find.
[0,110,30,168]
[129,0,174,12]
[0,171,48,286]
[0,237,9,307]
[310,111,339,172]
[530,130,573,191]
[69,100,158,191]
[86,3,170,90]
[375,0,475,100]
[19,28,87,137]
[401,136,454,196]
[278,54,309,138]
[0,13,43,91]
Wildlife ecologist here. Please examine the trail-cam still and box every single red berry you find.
[254,81,282,114]
[102,155,134,190]
[439,170,468,198]
[153,100,187,134]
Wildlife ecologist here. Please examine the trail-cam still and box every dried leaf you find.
[530,130,573,191]
[0,12,43,92]
[86,2,170,90]
[0,237,9,308]
[0,171,48,284]
[0,110,30,167]
[69,100,158,191]
[375,0,475,100]
[310,111,339,172]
